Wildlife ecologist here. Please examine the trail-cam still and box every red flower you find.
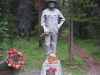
[49,67,54,71]
[8,56,12,59]
[8,58,13,62]
[48,67,57,72]
[53,68,57,72]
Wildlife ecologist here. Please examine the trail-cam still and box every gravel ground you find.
[19,70,71,75]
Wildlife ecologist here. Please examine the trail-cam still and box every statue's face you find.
[48,2,55,9]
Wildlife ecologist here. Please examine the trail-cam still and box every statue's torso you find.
[43,8,60,33]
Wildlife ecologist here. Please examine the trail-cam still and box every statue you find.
[41,0,65,59]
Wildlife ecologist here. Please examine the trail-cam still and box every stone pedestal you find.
[41,59,63,75]
[0,55,20,75]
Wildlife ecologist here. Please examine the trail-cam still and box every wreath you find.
[6,48,25,70]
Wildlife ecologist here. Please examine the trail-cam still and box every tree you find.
[0,8,8,44]
[32,0,44,47]
[68,0,74,62]
[72,0,98,39]
[0,0,15,45]
[2,0,16,46]
[17,0,31,41]
[38,0,43,47]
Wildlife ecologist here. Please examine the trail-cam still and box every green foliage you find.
[0,21,8,42]
[0,8,9,44]
[60,0,100,40]
[1,0,18,46]
[91,39,100,58]
[59,0,99,39]
[72,0,99,39]
[30,6,38,35]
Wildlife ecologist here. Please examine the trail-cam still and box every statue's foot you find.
[50,53,56,57]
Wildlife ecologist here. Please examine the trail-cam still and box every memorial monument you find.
[41,0,65,75]
[0,55,20,75]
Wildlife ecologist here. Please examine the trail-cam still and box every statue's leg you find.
[45,34,51,58]
[50,33,58,55]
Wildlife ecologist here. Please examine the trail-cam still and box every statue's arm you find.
[41,11,46,27]
[58,10,65,29]
[41,10,49,34]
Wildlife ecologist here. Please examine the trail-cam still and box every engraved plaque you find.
[46,70,55,75]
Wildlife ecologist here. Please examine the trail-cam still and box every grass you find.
[0,37,86,75]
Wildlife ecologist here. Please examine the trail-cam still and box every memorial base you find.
[41,59,63,75]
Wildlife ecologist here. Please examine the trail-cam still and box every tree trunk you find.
[38,0,43,47]
[68,1,74,63]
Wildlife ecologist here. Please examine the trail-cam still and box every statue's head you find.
[45,0,58,9]
[45,0,58,2]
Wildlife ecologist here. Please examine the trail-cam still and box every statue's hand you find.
[58,24,61,29]
[43,26,49,34]
[44,29,49,34]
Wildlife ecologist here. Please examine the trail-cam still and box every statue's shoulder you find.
[42,8,48,12]
[55,8,60,12]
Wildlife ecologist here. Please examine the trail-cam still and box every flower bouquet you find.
[48,53,57,64]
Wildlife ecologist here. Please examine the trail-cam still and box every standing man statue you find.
[41,0,65,59]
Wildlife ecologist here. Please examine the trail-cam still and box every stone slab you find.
[0,54,20,75]
[41,59,63,75]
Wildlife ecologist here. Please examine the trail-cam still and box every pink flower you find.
[21,55,25,60]
[13,49,18,54]
[8,48,18,54]
[20,61,24,65]
[8,50,13,54]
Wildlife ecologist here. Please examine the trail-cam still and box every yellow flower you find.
[8,63,12,66]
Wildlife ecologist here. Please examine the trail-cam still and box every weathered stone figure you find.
[41,0,65,58]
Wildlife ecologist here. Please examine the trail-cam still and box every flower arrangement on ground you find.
[6,48,25,70]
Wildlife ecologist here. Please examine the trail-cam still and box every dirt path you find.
[74,43,100,75]
[59,34,100,75]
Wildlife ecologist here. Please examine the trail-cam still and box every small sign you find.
[46,70,55,75]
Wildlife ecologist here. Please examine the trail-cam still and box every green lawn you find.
[0,37,85,75]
